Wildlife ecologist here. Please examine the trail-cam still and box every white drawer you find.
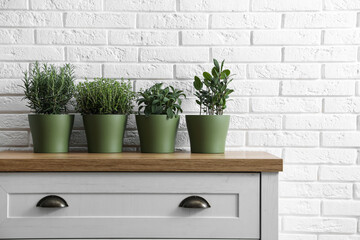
[0,173,260,239]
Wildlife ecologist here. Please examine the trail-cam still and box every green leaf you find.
[223,69,230,76]
[213,59,220,70]
[203,72,212,80]
[193,76,203,90]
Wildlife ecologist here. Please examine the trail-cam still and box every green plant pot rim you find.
[186,115,230,118]
[136,114,179,119]
[28,114,74,116]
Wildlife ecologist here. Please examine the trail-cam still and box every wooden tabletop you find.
[0,151,282,172]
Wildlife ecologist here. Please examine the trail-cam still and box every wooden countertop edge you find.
[0,151,283,172]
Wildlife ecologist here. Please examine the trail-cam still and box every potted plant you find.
[186,59,234,153]
[23,62,75,153]
[136,83,186,153]
[75,78,136,153]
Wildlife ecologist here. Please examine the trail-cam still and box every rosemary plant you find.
[22,62,75,114]
[75,78,136,115]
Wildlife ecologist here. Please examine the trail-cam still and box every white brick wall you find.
[0,0,359,238]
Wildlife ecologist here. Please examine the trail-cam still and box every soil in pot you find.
[83,114,127,153]
[186,115,230,154]
[29,114,74,153]
[136,115,179,153]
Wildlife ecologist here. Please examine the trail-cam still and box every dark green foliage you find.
[22,62,75,114]
[193,59,234,115]
[75,78,136,115]
[137,83,186,119]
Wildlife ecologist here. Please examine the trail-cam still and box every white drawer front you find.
[0,173,260,239]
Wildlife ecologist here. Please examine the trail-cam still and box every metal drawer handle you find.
[36,195,68,208]
[179,196,211,209]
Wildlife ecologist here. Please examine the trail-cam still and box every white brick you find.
[285,115,357,130]
[324,0,360,10]
[319,236,360,240]
[68,47,137,62]
[249,64,321,79]
[68,63,101,78]
[0,114,29,129]
[180,0,248,11]
[280,165,318,181]
[110,30,177,46]
[0,11,62,27]
[213,47,281,62]
[251,98,321,113]
[104,64,173,79]
[138,13,207,29]
[0,97,28,112]
[182,30,250,46]
[105,0,175,11]
[65,13,135,28]
[252,0,321,11]
[0,79,23,94]
[322,132,360,147]
[248,131,319,147]
[320,166,360,181]
[284,13,356,28]
[36,29,106,45]
[0,131,28,146]
[226,131,245,146]
[30,0,101,10]
[0,29,33,44]
[284,148,357,164]
[140,47,208,62]
[325,64,360,79]
[280,234,317,240]
[354,184,360,199]
[282,81,354,96]
[175,64,246,79]
[283,217,357,233]
[285,47,357,62]
[253,30,321,45]
[230,115,282,130]
[232,80,279,96]
[325,30,360,44]
[0,0,26,9]
[280,182,352,198]
[220,98,249,113]
[0,46,64,61]
[279,199,320,215]
[211,13,281,29]
[0,63,27,78]
[324,98,360,113]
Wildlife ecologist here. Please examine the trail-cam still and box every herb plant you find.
[137,83,186,119]
[75,78,136,115]
[193,59,234,115]
[22,62,75,114]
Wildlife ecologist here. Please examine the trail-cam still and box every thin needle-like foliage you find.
[75,78,136,115]
[22,62,75,114]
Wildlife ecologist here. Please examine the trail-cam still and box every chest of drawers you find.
[0,151,282,240]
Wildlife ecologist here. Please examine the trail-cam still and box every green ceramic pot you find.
[28,114,74,153]
[186,115,230,154]
[136,115,179,153]
[83,115,127,153]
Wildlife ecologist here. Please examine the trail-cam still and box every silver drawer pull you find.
[36,195,68,208]
[179,196,211,209]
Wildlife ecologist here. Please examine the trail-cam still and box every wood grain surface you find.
[0,151,282,172]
